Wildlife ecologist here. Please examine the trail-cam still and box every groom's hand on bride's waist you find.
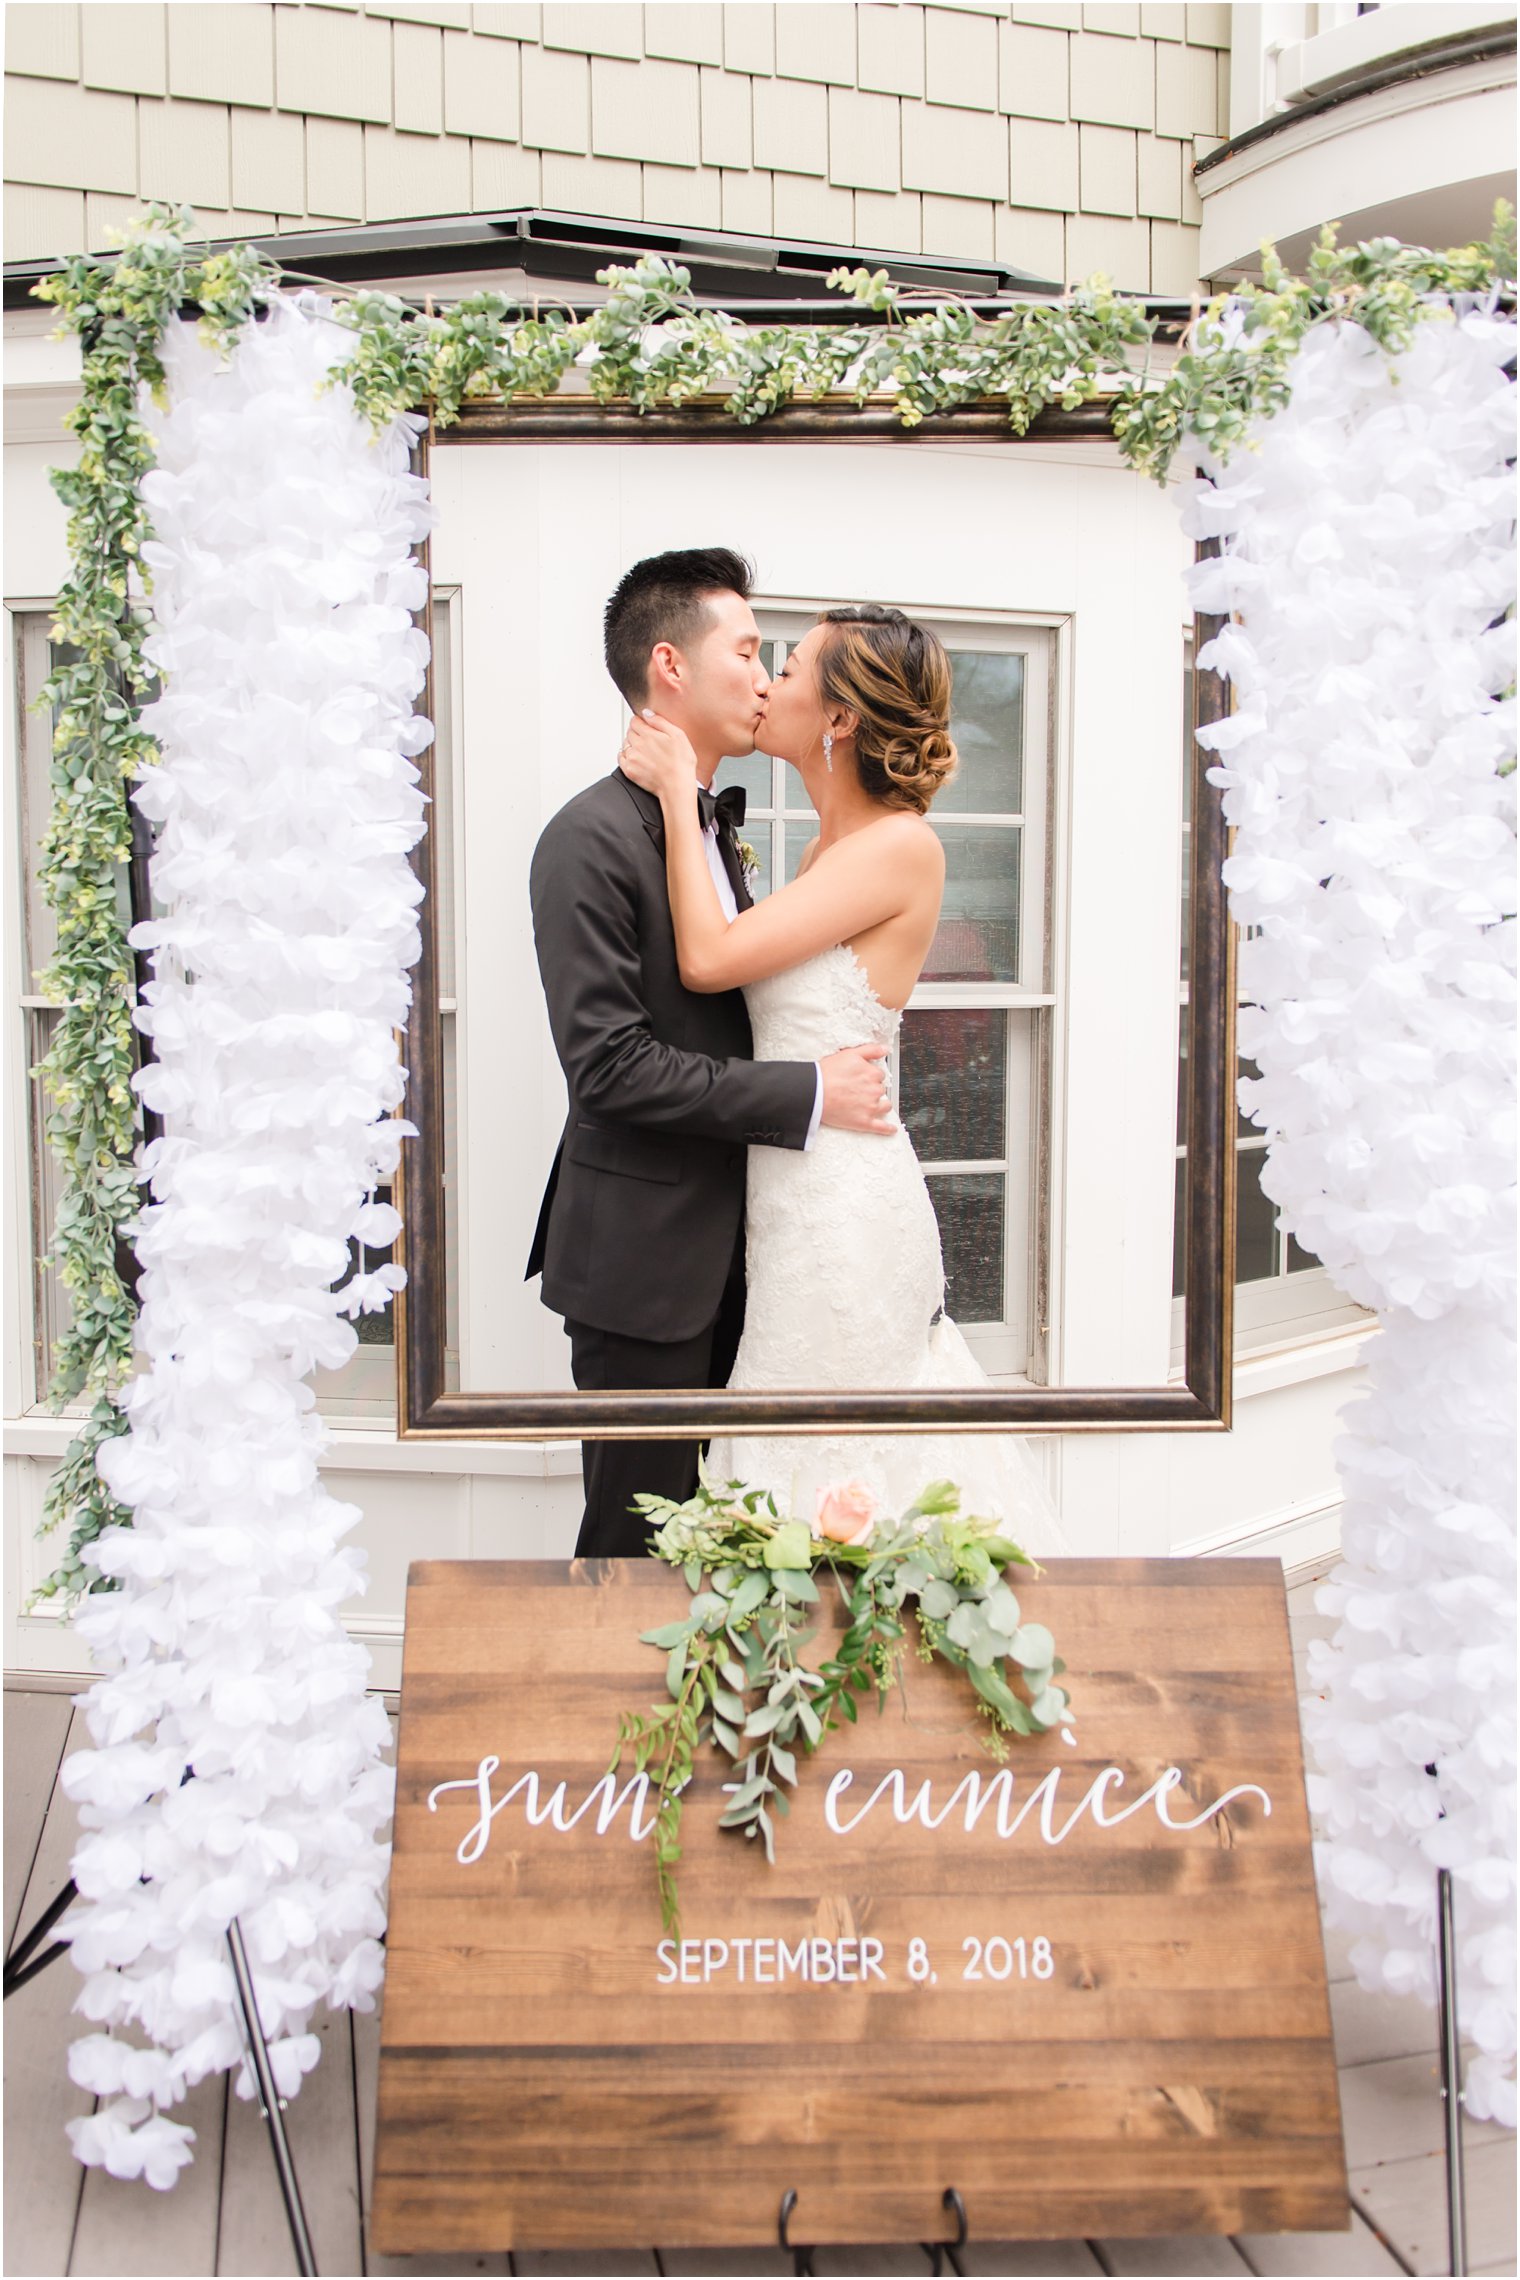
[820,1043,898,1136]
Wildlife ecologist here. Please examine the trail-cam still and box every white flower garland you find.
[58,294,432,2187]
[1181,301,1517,2125]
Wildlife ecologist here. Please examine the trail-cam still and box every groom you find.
[527,547,894,1557]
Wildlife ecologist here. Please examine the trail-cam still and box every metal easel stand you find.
[778,2185,968,2277]
[4,1888,318,2277]
[1437,1867,1467,2279]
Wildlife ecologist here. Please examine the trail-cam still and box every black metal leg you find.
[921,2187,968,2276]
[1437,1868,1467,2278]
[226,1918,318,2277]
[3,1878,78,1999]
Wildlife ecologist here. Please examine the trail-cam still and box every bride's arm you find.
[624,714,941,993]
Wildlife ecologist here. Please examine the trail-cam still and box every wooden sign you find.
[370,1558,1347,2254]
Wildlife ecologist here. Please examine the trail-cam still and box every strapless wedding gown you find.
[706,945,1070,1556]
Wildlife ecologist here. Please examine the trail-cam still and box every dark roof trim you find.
[5,206,1195,328]
[1195,22,1516,176]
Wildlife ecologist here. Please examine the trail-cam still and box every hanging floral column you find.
[59,294,432,2186]
[1182,299,1517,2125]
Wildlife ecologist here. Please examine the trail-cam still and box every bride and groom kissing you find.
[527,547,1062,1561]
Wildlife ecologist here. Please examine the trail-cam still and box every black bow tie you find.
[697,783,746,835]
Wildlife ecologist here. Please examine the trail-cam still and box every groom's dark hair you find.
[604,547,754,707]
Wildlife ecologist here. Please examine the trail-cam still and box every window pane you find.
[900,1008,1006,1163]
[716,751,772,811]
[748,834,774,900]
[939,649,1024,816]
[1285,1229,1319,1275]
[782,820,816,884]
[1235,1146,1277,1283]
[927,1172,1005,1323]
[332,1182,399,1347]
[924,824,1021,983]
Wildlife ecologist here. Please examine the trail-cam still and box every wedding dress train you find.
[705,944,1071,1556]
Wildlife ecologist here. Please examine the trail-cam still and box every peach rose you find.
[816,1481,879,1546]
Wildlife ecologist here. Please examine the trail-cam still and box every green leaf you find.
[983,1584,1022,1637]
[728,1569,770,1619]
[967,1659,1022,1722]
[918,1578,958,1620]
[762,1522,812,1570]
[640,1619,697,1650]
[1011,1622,1055,1667]
[712,1686,746,1722]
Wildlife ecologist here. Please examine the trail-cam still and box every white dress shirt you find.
[701,816,824,1148]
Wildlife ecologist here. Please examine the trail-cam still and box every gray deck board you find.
[3,1686,73,1951]
[1096,2239,1252,2275]
[1233,2211,1406,2275]
[68,2070,226,2276]
[3,1709,94,2280]
[214,2002,363,2277]
[1352,2141,1517,2278]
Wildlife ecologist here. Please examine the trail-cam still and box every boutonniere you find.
[737,839,760,896]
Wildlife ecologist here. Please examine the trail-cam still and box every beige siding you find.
[4,1,1227,289]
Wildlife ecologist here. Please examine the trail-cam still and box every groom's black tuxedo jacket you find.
[526,767,816,1343]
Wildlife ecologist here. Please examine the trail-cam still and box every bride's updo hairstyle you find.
[814,604,958,815]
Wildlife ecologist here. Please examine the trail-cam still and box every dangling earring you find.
[822,730,834,773]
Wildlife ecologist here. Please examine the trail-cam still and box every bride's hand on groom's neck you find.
[620,709,701,809]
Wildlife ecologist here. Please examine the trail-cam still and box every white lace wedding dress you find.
[706,944,1071,1556]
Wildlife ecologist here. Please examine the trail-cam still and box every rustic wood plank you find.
[355,1998,511,2278]
[4,1687,73,1951]
[352,1716,505,2280]
[213,2004,362,2276]
[1233,2208,1406,2274]
[657,2249,793,2275]
[3,1708,94,2280]
[1351,2140,1517,2277]
[371,1561,1345,2254]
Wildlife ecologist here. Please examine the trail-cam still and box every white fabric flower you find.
[59,295,427,2185]
[1182,308,1517,2126]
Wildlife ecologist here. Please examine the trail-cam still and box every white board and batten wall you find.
[4,343,1371,1688]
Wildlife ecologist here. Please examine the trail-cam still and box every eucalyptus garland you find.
[27,198,1514,1605]
[609,1475,1070,1933]
[28,220,276,1601]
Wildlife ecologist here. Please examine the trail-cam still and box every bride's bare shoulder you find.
[808,811,941,877]
[868,810,944,870]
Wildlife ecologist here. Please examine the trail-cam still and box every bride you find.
[619,603,1068,1557]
